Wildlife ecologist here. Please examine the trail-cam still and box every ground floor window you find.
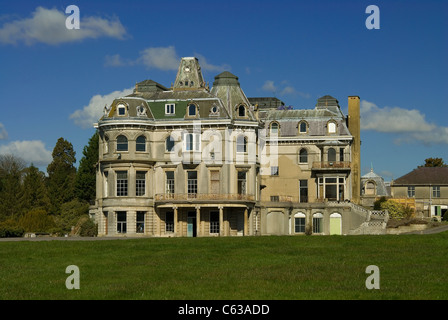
[117,211,127,233]
[165,211,174,232]
[210,211,220,234]
[313,213,323,233]
[136,211,145,233]
[294,212,306,233]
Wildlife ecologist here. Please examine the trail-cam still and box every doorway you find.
[187,211,197,237]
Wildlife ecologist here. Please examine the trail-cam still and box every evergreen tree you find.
[74,131,99,203]
[422,158,447,167]
[22,164,50,212]
[47,138,76,214]
[0,154,26,221]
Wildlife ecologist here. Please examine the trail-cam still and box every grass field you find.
[0,233,447,300]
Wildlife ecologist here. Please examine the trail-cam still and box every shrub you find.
[19,209,56,233]
[373,196,387,210]
[380,200,414,219]
[78,216,98,237]
[0,220,25,238]
[56,199,89,234]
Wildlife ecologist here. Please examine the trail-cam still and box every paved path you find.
[0,236,135,242]
[1,225,447,241]
[401,224,448,235]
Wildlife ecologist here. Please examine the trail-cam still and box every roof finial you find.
[370,162,374,172]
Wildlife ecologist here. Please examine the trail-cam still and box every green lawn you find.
[0,233,447,300]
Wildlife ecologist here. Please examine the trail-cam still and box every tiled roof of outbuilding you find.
[393,167,448,185]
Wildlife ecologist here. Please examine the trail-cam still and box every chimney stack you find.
[348,96,361,204]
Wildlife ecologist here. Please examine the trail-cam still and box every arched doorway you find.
[330,213,342,235]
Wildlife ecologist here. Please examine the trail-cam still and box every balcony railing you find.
[312,161,351,170]
[155,193,255,202]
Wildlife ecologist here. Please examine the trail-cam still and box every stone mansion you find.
[90,57,386,237]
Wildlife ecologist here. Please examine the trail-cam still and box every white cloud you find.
[70,87,134,128]
[360,100,448,145]
[280,86,311,99]
[0,6,127,45]
[194,53,230,72]
[104,54,129,67]
[262,80,277,93]
[262,80,310,99]
[0,123,7,140]
[104,46,231,73]
[138,46,180,70]
[0,140,52,166]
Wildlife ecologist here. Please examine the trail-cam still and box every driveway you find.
[402,224,448,235]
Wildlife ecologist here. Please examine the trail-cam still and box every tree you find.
[22,164,50,212]
[0,154,26,221]
[53,199,89,235]
[19,208,55,233]
[74,131,98,203]
[422,158,447,167]
[47,138,77,214]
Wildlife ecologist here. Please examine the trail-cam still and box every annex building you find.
[90,57,387,237]
[390,167,448,219]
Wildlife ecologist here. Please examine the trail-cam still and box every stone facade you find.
[90,57,378,237]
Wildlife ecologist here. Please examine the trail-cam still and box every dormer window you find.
[187,103,198,117]
[117,104,126,116]
[299,121,308,134]
[210,104,219,116]
[165,103,175,115]
[327,121,337,134]
[270,122,279,136]
[238,105,246,117]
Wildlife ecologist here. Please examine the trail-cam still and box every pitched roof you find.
[394,167,448,185]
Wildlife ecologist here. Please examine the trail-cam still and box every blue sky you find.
[0,0,447,181]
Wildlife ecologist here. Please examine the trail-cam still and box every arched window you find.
[294,212,306,233]
[270,122,279,135]
[188,104,197,116]
[299,121,307,134]
[236,135,247,153]
[238,105,246,117]
[365,181,376,195]
[117,103,126,116]
[136,135,146,152]
[327,121,337,134]
[299,148,308,163]
[328,148,336,162]
[117,135,128,152]
[165,136,175,152]
[313,213,323,233]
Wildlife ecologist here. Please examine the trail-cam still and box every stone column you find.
[219,206,224,236]
[174,206,178,237]
[244,207,248,236]
[196,206,201,237]
[129,166,136,197]
[127,211,136,235]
